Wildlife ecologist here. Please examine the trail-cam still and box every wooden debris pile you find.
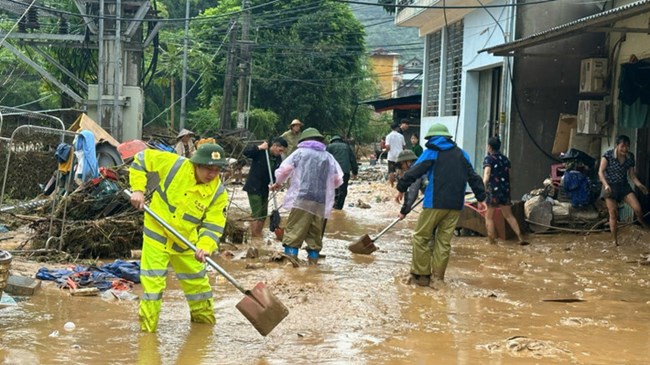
[27,166,247,259]
[29,171,142,259]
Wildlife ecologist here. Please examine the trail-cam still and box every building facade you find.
[395,0,649,199]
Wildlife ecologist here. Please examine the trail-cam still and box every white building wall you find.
[460,0,511,166]
[419,0,512,167]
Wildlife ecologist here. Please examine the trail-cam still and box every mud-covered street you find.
[2,181,650,365]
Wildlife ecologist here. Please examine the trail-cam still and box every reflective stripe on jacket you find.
[129,149,227,254]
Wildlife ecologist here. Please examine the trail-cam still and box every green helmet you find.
[298,127,324,143]
[425,123,452,139]
[397,150,418,163]
[190,143,228,167]
[330,135,342,142]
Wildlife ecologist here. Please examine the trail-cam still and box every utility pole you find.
[236,0,250,129]
[1,1,158,141]
[113,0,122,138]
[180,0,190,130]
[220,19,237,130]
[97,0,104,124]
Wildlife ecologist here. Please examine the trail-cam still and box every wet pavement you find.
[2,181,650,364]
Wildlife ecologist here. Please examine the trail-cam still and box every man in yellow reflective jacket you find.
[129,143,228,333]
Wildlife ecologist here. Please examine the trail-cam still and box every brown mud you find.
[2,181,650,364]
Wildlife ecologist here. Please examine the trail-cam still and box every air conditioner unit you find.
[577,100,606,134]
[580,58,608,93]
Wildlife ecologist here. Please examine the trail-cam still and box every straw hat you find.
[290,119,303,127]
[176,128,195,140]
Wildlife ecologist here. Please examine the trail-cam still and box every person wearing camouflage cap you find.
[396,150,425,220]
[395,123,486,288]
[270,127,344,265]
[129,143,228,332]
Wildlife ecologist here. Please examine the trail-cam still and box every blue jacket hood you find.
[425,136,456,151]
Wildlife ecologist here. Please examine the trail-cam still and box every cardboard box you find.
[552,114,577,155]
[568,128,600,157]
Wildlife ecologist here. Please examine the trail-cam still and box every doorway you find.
[474,66,502,169]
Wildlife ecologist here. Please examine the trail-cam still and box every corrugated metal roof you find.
[481,0,650,56]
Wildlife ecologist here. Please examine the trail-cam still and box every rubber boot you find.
[307,249,319,265]
[429,270,446,290]
[409,273,430,287]
[284,246,299,257]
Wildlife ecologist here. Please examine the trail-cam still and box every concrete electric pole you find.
[180,0,190,130]
[220,20,238,130]
[0,1,161,141]
[236,0,251,130]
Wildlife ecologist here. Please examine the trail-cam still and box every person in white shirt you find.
[385,122,405,187]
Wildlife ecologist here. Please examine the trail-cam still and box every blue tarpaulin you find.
[36,260,140,291]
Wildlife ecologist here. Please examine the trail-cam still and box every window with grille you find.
[425,30,442,117]
[444,20,464,116]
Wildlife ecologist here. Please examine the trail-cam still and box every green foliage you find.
[183,0,377,140]
[3,0,97,109]
[159,0,217,19]
[244,108,280,140]
[188,107,220,134]
[248,0,369,136]
[144,84,168,127]
[0,74,42,107]
[0,0,397,144]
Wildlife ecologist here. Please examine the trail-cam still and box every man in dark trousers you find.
[243,137,287,238]
[395,123,486,288]
[326,135,358,210]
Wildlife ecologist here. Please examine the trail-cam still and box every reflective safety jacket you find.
[129,149,227,254]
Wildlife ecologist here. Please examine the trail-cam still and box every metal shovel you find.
[349,197,424,255]
[125,190,289,336]
[264,149,282,232]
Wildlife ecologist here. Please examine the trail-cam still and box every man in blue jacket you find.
[395,123,486,288]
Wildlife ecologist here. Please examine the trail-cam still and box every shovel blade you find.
[348,234,378,255]
[235,282,289,336]
[274,227,284,241]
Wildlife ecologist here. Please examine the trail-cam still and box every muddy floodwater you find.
[2,184,650,364]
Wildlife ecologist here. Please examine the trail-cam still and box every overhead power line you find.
[334,0,558,9]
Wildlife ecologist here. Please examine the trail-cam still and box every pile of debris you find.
[27,168,142,259]
[522,149,607,233]
[356,162,387,182]
[23,168,247,261]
